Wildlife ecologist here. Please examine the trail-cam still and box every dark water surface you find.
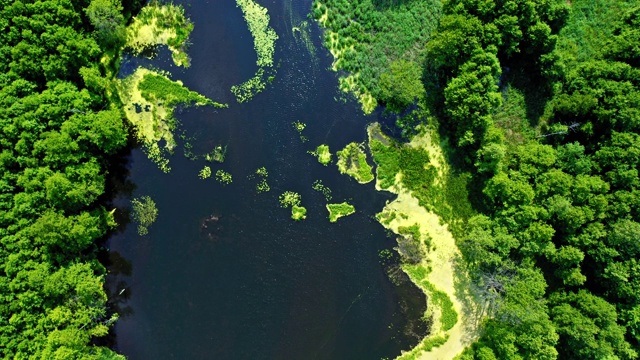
[106,1,427,359]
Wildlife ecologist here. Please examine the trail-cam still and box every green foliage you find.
[379,60,424,112]
[138,73,217,107]
[0,1,130,356]
[326,202,356,222]
[86,0,125,47]
[131,196,158,236]
[336,142,374,183]
[215,170,233,185]
[250,167,270,193]
[292,120,308,142]
[312,0,441,113]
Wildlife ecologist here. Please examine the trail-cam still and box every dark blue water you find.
[105,1,427,359]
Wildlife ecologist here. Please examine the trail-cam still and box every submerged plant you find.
[215,170,233,185]
[198,166,212,179]
[205,145,227,163]
[326,202,355,222]
[232,0,279,102]
[312,179,332,201]
[279,191,301,208]
[131,196,158,235]
[292,120,308,142]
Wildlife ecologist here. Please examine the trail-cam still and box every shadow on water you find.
[104,0,429,359]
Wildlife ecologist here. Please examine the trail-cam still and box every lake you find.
[104,0,427,358]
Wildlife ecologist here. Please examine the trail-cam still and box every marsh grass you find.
[115,68,224,172]
[125,2,194,67]
[326,202,356,222]
[336,142,374,183]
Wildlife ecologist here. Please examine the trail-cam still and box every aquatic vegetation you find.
[312,180,332,201]
[205,145,227,163]
[279,191,306,220]
[131,196,158,236]
[232,0,279,102]
[336,142,374,184]
[326,202,355,222]
[250,167,270,193]
[125,2,194,67]
[198,166,212,179]
[279,191,301,208]
[291,205,307,221]
[311,144,332,165]
[215,170,233,185]
[292,21,318,66]
[292,120,308,142]
[116,67,225,172]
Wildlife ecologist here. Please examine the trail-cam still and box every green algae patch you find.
[125,2,194,67]
[116,67,225,172]
[312,179,332,201]
[312,144,332,165]
[336,142,374,184]
[198,166,212,179]
[131,196,158,236]
[292,121,308,142]
[215,170,233,185]
[291,205,307,221]
[326,202,355,222]
[248,167,270,193]
[232,0,279,103]
[205,145,227,163]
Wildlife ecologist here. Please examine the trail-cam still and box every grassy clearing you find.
[125,2,193,67]
[312,0,441,113]
[336,142,374,183]
[326,202,355,222]
[115,68,224,172]
[232,0,279,103]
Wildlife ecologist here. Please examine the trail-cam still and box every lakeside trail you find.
[371,127,483,360]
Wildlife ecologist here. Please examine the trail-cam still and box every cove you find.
[104,0,427,358]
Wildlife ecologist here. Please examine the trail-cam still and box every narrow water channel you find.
[104,1,427,359]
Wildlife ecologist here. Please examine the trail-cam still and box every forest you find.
[0,0,142,357]
[317,0,640,358]
[1,0,639,359]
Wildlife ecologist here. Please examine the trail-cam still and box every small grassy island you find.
[336,142,374,184]
[125,2,194,67]
[312,144,332,165]
[279,191,307,221]
[326,202,355,222]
